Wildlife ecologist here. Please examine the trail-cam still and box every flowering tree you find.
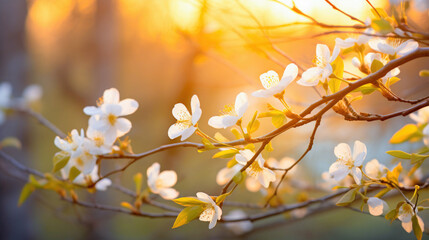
[1,0,429,239]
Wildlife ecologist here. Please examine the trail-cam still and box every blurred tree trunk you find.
[0,0,31,239]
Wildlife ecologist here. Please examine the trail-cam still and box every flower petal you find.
[368,197,386,216]
[103,88,120,104]
[297,67,323,86]
[159,188,179,200]
[208,116,226,129]
[235,92,248,118]
[316,44,331,65]
[158,170,177,188]
[353,140,367,166]
[334,143,352,160]
[119,99,139,116]
[396,40,418,56]
[196,192,212,203]
[147,162,160,184]
[351,167,362,184]
[329,161,349,181]
[83,106,100,116]
[95,178,112,191]
[172,103,191,121]
[115,118,132,137]
[168,123,185,139]
[279,63,298,86]
[180,126,196,141]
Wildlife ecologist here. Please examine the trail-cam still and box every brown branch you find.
[324,0,365,24]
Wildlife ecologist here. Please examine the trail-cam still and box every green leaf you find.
[264,141,274,152]
[412,215,423,240]
[226,158,238,168]
[68,167,81,181]
[0,137,21,149]
[173,197,204,207]
[133,173,143,195]
[353,83,378,95]
[247,111,259,134]
[419,70,429,77]
[172,205,204,229]
[386,162,402,185]
[18,183,35,206]
[52,151,70,172]
[385,208,397,222]
[212,149,239,159]
[385,77,400,88]
[336,188,358,206]
[272,114,286,128]
[411,153,429,165]
[386,150,412,159]
[244,144,255,152]
[216,192,231,204]
[230,128,242,140]
[371,19,393,34]
[329,57,344,93]
[390,124,419,144]
[370,59,384,73]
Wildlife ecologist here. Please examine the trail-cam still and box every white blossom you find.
[147,162,179,200]
[224,210,253,235]
[423,125,429,147]
[196,192,222,229]
[367,197,388,216]
[54,129,97,175]
[297,44,340,87]
[235,149,276,188]
[65,165,112,191]
[86,128,115,155]
[364,159,388,179]
[329,141,367,184]
[369,39,418,57]
[168,95,201,141]
[22,84,43,104]
[208,92,248,129]
[410,106,429,125]
[398,203,425,233]
[252,63,298,98]
[84,88,139,141]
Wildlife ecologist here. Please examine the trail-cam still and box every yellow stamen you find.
[108,114,117,125]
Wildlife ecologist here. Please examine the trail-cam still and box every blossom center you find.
[247,161,263,177]
[220,104,236,116]
[260,72,279,89]
[199,205,215,222]
[314,56,327,68]
[108,114,117,125]
[93,136,104,147]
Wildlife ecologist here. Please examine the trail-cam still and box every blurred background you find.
[0,0,428,239]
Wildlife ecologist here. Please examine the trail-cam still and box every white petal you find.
[196,192,212,203]
[180,126,196,141]
[119,99,138,116]
[222,115,240,128]
[95,178,112,191]
[23,84,43,102]
[172,103,191,121]
[159,188,179,200]
[216,166,240,185]
[297,67,323,86]
[208,116,226,129]
[368,197,386,216]
[115,118,132,137]
[191,108,201,125]
[353,140,367,166]
[402,220,413,233]
[316,44,331,64]
[147,162,160,184]
[190,95,200,115]
[259,169,276,188]
[103,88,120,104]
[335,37,355,48]
[351,57,361,69]
[329,161,349,181]
[82,156,97,175]
[158,170,177,188]
[252,89,274,98]
[235,92,248,118]
[396,40,418,56]
[279,63,298,86]
[351,167,362,184]
[168,123,185,139]
[330,46,340,63]
[334,143,352,159]
[199,207,215,222]
[378,43,396,55]
[83,106,100,116]
[102,104,122,116]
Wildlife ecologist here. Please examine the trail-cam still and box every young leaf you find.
[419,70,429,77]
[0,137,21,149]
[52,151,70,173]
[386,150,412,159]
[336,188,358,206]
[247,111,259,134]
[201,138,215,150]
[226,158,238,168]
[412,215,423,240]
[172,205,204,229]
[18,183,35,206]
[231,128,242,140]
[232,171,244,184]
[371,19,393,34]
[216,192,231,204]
[329,57,344,93]
[214,132,229,142]
[386,162,402,185]
[133,173,143,195]
[390,124,419,144]
[370,59,384,73]
[173,197,204,207]
[385,208,397,222]
[68,167,81,182]
[212,149,239,159]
